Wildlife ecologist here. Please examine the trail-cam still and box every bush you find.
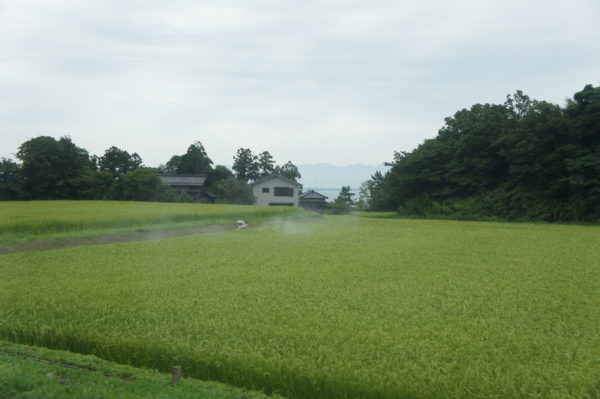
[327,198,353,214]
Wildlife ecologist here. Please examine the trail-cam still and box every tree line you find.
[358,84,600,222]
[0,139,300,204]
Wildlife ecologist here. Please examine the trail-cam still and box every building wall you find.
[252,177,299,206]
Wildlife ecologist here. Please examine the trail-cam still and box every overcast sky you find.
[1,0,599,167]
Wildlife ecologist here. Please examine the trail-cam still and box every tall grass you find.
[1,217,600,398]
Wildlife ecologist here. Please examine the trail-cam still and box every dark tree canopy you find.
[275,161,301,181]
[211,176,255,205]
[232,148,260,182]
[0,158,21,200]
[258,151,276,177]
[161,155,182,174]
[116,167,174,202]
[179,142,213,174]
[99,146,142,179]
[16,136,96,200]
[233,148,301,185]
[367,84,600,222]
[160,142,213,175]
[205,165,234,191]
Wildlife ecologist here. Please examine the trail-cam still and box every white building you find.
[250,175,301,206]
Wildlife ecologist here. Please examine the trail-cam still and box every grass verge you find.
[0,340,285,399]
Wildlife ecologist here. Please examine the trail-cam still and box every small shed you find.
[299,190,329,212]
[159,174,212,202]
[251,175,301,206]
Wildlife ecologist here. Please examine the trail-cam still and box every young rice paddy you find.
[0,201,307,244]
[1,202,599,398]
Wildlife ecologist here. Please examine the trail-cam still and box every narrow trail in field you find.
[0,216,324,255]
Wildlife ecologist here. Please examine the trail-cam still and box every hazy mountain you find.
[298,163,389,190]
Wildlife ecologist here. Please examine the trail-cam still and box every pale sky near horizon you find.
[1,0,599,167]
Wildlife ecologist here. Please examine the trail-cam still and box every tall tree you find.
[178,142,213,174]
[160,142,213,175]
[329,186,354,214]
[275,161,301,181]
[258,151,276,177]
[99,146,142,179]
[232,148,260,182]
[0,158,21,200]
[16,136,95,199]
[336,185,355,204]
[358,171,388,211]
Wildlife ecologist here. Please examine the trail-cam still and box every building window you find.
[274,187,293,197]
[262,187,270,193]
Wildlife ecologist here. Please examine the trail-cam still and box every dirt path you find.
[0,216,324,255]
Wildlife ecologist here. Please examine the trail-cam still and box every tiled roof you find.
[250,174,301,187]
[299,190,328,199]
[159,174,207,186]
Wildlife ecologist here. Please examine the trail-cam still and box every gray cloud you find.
[1,0,599,166]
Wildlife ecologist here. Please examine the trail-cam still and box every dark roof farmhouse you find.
[299,189,328,211]
[159,174,213,202]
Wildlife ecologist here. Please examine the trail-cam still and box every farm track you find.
[0,215,324,255]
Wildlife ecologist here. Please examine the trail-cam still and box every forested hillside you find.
[362,84,600,222]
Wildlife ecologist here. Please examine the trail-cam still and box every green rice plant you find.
[0,201,308,243]
[1,216,599,398]
[351,211,399,218]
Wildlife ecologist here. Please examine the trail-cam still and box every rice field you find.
[0,201,307,243]
[1,212,600,398]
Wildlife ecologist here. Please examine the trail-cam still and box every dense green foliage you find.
[97,146,143,179]
[2,137,174,202]
[2,216,599,399]
[109,168,174,202]
[233,148,301,183]
[16,136,99,200]
[2,138,303,205]
[232,148,261,182]
[0,158,20,200]
[1,341,283,399]
[364,85,600,222]
[274,161,302,182]
[211,176,256,205]
[160,142,214,175]
[0,201,308,244]
[328,186,355,214]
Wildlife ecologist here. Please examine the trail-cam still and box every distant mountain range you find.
[298,163,389,190]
